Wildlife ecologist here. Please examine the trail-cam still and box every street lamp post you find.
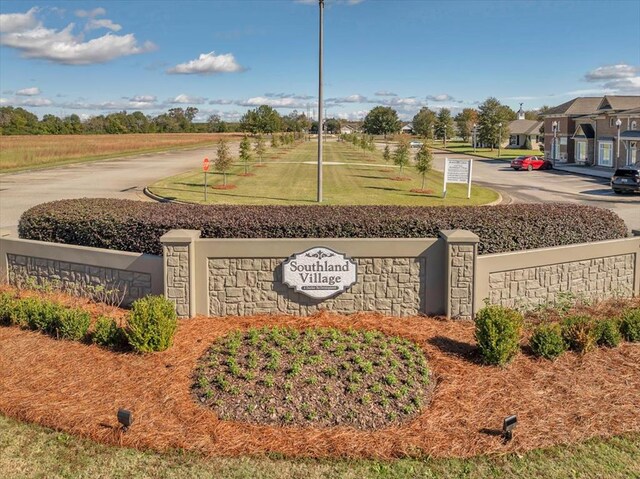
[316,0,324,203]
[497,122,502,157]
[616,118,622,167]
[552,120,558,165]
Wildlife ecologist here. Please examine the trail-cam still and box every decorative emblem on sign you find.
[282,247,357,299]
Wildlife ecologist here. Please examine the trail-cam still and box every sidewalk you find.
[551,164,613,179]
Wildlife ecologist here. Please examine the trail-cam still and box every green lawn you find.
[149,140,498,206]
[429,141,544,160]
[2,415,639,479]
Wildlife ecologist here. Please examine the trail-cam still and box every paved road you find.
[1,143,638,233]
[429,150,639,231]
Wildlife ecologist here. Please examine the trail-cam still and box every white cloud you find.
[16,87,41,96]
[327,94,368,104]
[75,8,107,18]
[209,99,234,105]
[426,94,454,102]
[238,96,311,109]
[0,8,155,65]
[375,90,397,97]
[167,51,245,75]
[129,95,156,103]
[584,64,639,82]
[603,77,640,94]
[3,96,52,107]
[171,94,206,104]
[0,7,38,34]
[86,19,122,32]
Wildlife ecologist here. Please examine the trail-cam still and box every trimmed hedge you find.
[474,305,523,366]
[18,199,628,256]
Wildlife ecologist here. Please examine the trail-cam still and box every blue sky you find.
[1,0,639,122]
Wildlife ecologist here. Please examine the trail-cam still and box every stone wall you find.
[449,244,475,318]
[208,257,425,317]
[7,253,151,306]
[164,245,191,317]
[487,254,636,308]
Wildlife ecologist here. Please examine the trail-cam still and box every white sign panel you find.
[443,158,473,199]
[282,247,357,299]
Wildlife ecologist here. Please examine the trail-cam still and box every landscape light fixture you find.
[502,414,517,441]
[552,120,559,164]
[117,408,133,432]
[616,118,622,160]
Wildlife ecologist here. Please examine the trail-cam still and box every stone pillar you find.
[439,230,479,320]
[160,230,200,318]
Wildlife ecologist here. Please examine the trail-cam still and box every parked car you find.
[410,141,423,148]
[611,165,640,194]
[510,155,553,171]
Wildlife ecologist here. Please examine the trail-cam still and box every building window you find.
[629,142,637,166]
[632,121,637,130]
[576,141,587,162]
[598,141,613,167]
[609,118,614,127]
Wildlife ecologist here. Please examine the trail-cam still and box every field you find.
[0,133,242,172]
[430,141,544,160]
[148,139,499,206]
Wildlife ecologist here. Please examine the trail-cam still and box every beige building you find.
[543,96,640,168]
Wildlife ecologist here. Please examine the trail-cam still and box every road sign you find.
[443,158,473,199]
[203,157,210,172]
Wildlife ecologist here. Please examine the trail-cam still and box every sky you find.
[1,0,639,123]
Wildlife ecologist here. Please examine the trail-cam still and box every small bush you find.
[530,323,567,360]
[125,296,178,353]
[91,316,125,347]
[620,308,640,342]
[53,308,91,341]
[474,305,523,366]
[0,292,16,325]
[596,319,622,348]
[561,315,598,353]
[27,299,64,333]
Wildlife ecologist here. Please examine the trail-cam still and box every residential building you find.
[507,104,543,149]
[542,96,640,169]
[401,122,414,134]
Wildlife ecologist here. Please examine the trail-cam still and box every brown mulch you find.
[1,299,640,459]
[390,176,411,181]
[410,188,435,194]
[238,173,256,177]
[212,185,237,190]
[254,164,268,167]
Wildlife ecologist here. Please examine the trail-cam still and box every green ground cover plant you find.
[193,327,432,429]
[19,199,626,256]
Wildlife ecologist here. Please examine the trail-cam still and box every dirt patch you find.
[1,298,639,459]
[193,327,434,430]
[238,173,256,177]
[390,176,411,181]
[212,185,237,190]
[254,164,268,167]
[410,189,435,194]
[379,168,393,173]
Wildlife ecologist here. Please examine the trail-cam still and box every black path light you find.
[502,414,517,441]
[117,408,134,432]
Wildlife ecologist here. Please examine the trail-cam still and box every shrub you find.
[18,199,627,256]
[619,308,640,342]
[0,292,16,325]
[596,319,622,348]
[474,305,523,366]
[27,299,65,333]
[125,296,178,353]
[530,323,567,360]
[92,316,125,347]
[561,315,598,353]
[52,308,91,341]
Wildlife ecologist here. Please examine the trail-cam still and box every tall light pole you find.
[616,118,622,167]
[316,0,324,203]
[552,120,558,165]
[497,122,502,157]
[472,123,477,152]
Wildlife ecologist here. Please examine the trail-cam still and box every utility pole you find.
[317,0,324,203]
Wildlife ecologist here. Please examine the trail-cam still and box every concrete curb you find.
[143,187,192,205]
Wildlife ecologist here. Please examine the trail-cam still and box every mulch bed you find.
[212,185,237,190]
[390,176,411,181]
[1,297,639,459]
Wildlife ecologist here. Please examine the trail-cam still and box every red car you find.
[510,155,553,171]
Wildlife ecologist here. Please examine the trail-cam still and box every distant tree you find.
[412,107,437,139]
[435,108,455,146]
[454,108,478,142]
[363,106,401,136]
[271,133,280,148]
[240,105,282,134]
[393,138,410,174]
[0,106,40,134]
[477,97,514,149]
[254,134,266,165]
[207,114,227,133]
[214,140,232,186]
[325,118,341,134]
[414,144,433,190]
[239,136,252,174]
[383,144,391,163]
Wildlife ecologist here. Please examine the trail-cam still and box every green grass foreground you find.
[148,140,499,206]
[1,415,639,479]
[431,141,544,160]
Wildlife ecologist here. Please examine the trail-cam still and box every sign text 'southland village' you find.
[282,247,357,299]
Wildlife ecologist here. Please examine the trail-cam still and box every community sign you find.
[443,158,473,198]
[282,247,357,299]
